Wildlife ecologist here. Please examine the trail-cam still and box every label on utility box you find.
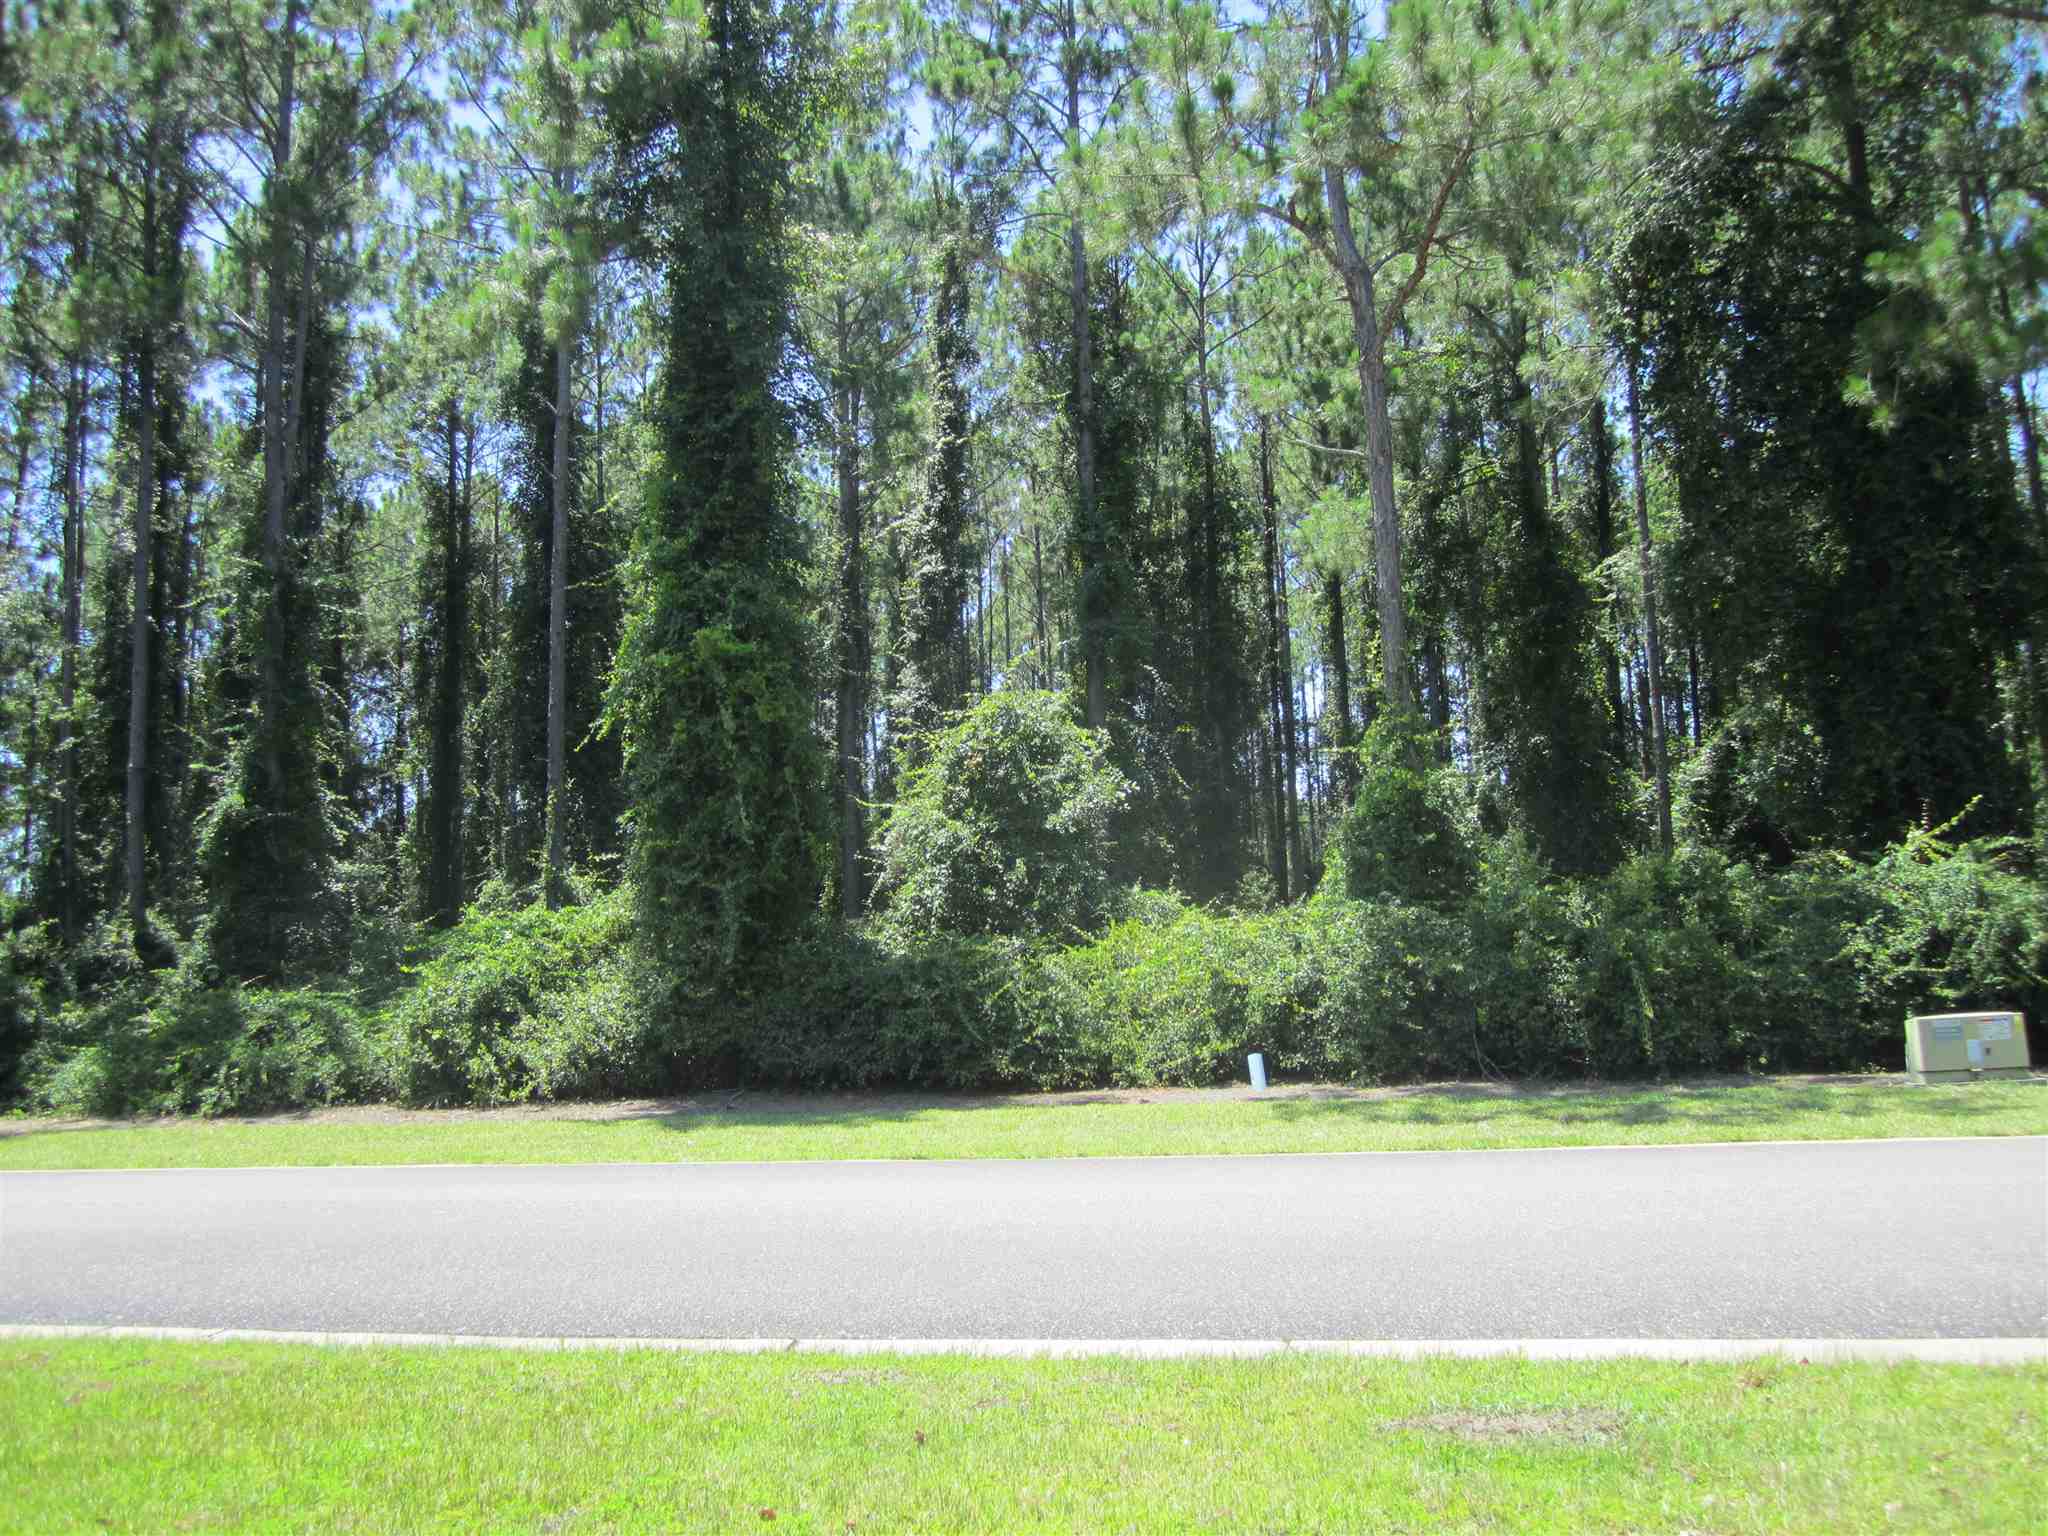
[1980,1017,2014,1042]
[1967,1039,1987,1067]
[1933,1022,1964,1042]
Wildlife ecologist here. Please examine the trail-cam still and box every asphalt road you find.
[2,1138,2043,1341]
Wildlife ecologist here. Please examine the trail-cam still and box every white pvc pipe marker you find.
[1247,1053,1268,1092]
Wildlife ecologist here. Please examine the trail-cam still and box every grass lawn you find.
[2,1337,2040,1534]
[2,1074,2044,1171]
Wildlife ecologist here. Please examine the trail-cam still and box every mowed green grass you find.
[2,1075,2044,1170]
[1,1338,2040,1534]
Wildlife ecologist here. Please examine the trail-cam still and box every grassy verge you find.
[2,1338,2040,1534]
[2,1075,2044,1172]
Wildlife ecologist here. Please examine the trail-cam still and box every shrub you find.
[738,919,1034,1090]
[379,889,656,1106]
[1306,898,1473,1082]
[873,691,1133,942]
[25,936,378,1118]
[1786,829,2047,1066]
[1334,715,1476,909]
[0,921,64,1105]
[1461,832,1594,1077]
[1572,846,1781,1076]
[1033,906,1251,1086]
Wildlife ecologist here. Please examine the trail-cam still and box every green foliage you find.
[736,921,1033,1090]
[0,922,66,1105]
[11,821,2041,1114]
[1819,827,2048,1049]
[1571,847,1789,1077]
[1334,714,1477,909]
[198,311,356,983]
[380,889,654,1107]
[604,0,830,991]
[873,691,1134,943]
[1629,27,2040,854]
[1027,899,1323,1087]
[24,927,377,1118]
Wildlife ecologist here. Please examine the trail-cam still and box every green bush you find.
[1307,897,1473,1081]
[1461,832,1595,1077]
[1032,905,1259,1086]
[873,691,1134,942]
[379,890,656,1106]
[736,919,1034,1090]
[13,819,2038,1111]
[0,920,64,1105]
[1775,828,2047,1067]
[24,930,378,1118]
[1334,715,1477,910]
[1572,847,1787,1076]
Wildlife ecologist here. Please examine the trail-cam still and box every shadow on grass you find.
[636,1073,2048,1148]
[1251,1075,2047,1138]
[4,1073,2042,1154]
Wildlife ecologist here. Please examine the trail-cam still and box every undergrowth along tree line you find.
[2,0,2045,1113]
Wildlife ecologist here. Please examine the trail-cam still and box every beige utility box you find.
[1905,1011,2032,1084]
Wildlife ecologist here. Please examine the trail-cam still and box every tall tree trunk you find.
[1070,210,1103,728]
[1587,397,1627,760]
[1280,545,1304,885]
[20,687,35,873]
[1032,516,1049,689]
[1323,570,1354,805]
[258,0,301,810]
[833,299,867,919]
[126,122,160,948]
[490,483,510,881]
[546,305,572,909]
[4,387,32,552]
[2006,374,2048,773]
[1422,630,1449,734]
[1688,640,1703,748]
[427,401,468,926]
[1626,333,1673,855]
[58,358,85,937]
[1295,671,1314,876]
[1067,71,1103,728]
[1322,167,1411,716]
[1258,417,1290,902]
[168,484,195,853]
[1309,12,1434,721]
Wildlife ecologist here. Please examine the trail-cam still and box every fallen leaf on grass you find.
[914,1429,926,1446]
[759,1509,776,1522]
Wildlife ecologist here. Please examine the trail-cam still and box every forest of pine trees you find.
[1,0,2044,1111]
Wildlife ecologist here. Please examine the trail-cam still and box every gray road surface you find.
[3,1138,2043,1341]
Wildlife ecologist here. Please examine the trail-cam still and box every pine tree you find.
[604,0,829,988]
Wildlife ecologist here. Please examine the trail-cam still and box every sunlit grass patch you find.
[2,1073,2043,1171]
[1,1338,2041,1533]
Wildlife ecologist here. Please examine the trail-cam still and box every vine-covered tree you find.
[603,0,829,987]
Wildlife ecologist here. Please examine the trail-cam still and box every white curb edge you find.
[0,1324,2040,1364]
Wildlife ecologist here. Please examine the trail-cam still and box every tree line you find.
[1,0,2043,1100]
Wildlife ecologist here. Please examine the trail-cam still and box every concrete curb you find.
[1,1324,2040,1364]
